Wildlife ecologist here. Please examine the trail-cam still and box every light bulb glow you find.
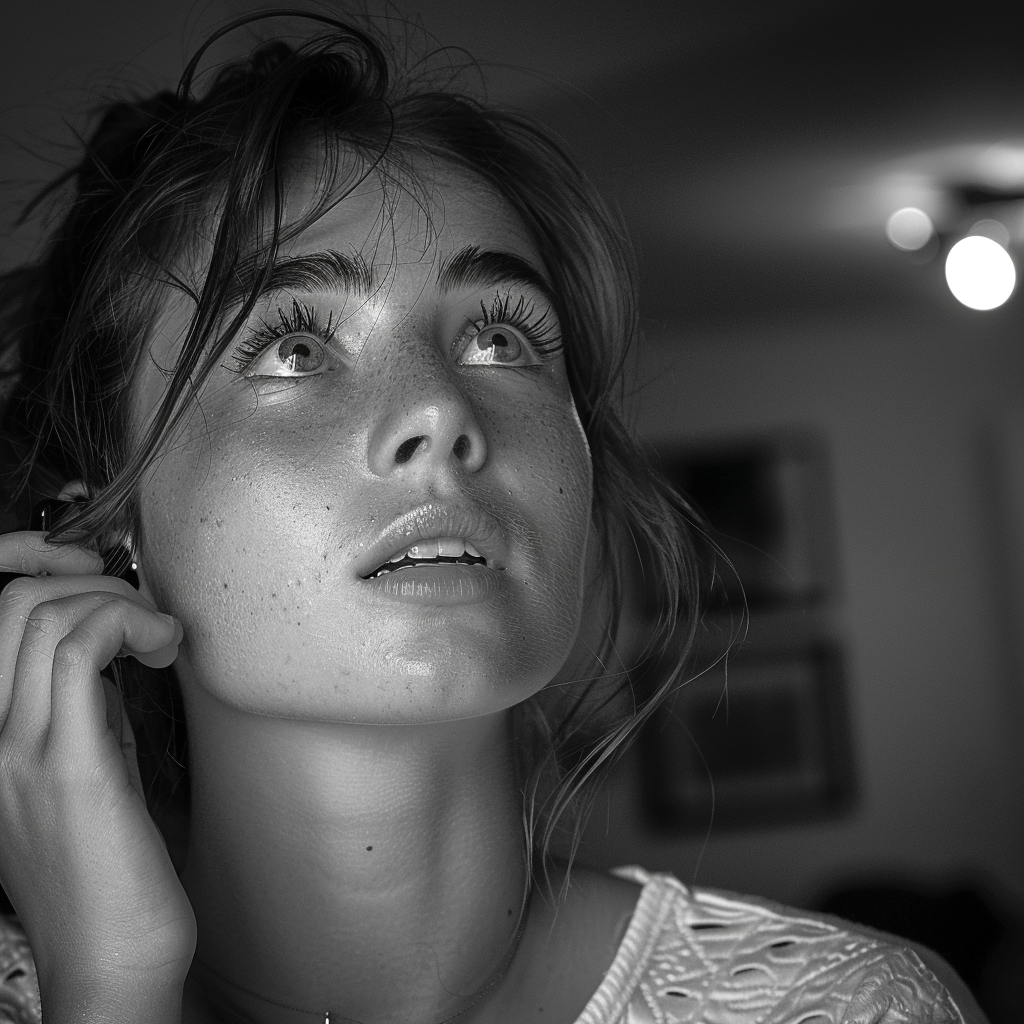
[945,236,1016,310]
[886,207,934,251]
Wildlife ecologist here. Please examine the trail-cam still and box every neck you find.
[180,685,530,1024]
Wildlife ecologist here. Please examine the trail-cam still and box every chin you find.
[338,643,572,723]
[176,630,572,726]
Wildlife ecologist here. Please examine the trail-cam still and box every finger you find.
[0,575,152,723]
[46,600,181,751]
[132,625,184,669]
[4,591,180,742]
[101,676,145,801]
[0,532,105,577]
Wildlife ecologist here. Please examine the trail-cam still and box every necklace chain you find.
[192,886,533,1024]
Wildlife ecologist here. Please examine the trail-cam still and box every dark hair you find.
[0,11,704,875]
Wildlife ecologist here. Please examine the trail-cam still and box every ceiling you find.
[518,0,1024,331]
[4,1,1024,332]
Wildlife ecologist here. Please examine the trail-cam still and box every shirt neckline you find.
[572,868,684,1024]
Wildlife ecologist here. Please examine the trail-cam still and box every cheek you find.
[482,385,594,600]
[135,411,354,676]
[517,389,592,534]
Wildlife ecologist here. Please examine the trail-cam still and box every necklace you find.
[191,886,533,1024]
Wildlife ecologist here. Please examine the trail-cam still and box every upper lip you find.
[357,502,510,579]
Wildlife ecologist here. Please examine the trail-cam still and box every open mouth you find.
[362,538,489,580]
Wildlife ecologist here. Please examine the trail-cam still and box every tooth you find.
[437,538,465,558]
[464,542,482,559]
[389,551,405,563]
[378,568,391,576]
[407,540,438,560]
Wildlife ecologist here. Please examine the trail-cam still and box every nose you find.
[367,376,488,478]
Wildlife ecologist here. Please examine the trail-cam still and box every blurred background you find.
[3,0,1024,1017]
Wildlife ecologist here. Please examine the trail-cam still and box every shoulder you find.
[579,867,987,1024]
[0,915,40,1024]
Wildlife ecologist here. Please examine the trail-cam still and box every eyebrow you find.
[436,246,555,303]
[249,245,555,304]
[254,249,375,298]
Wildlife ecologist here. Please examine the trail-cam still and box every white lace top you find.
[0,867,969,1024]
[584,867,967,1023]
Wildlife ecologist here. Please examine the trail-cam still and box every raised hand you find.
[0,532,194,1023]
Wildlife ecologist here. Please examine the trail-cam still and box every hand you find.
[0,531,195,1021]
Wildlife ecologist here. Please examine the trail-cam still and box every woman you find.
[0,12,985,1023]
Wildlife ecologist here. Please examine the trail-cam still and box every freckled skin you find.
[133,162,593,725]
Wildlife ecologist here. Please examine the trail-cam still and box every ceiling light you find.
[886,207,934,251]
[944,235,1015,310]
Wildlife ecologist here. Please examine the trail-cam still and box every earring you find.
[101,535,139,590]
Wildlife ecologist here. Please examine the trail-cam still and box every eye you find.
[455,323,539,367]
[452,292,563,368]
[229,299,341,379]
[245,333,328,377]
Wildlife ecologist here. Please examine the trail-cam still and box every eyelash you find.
[229,299,338,373]
[227,291,563,377]
[469,292,564,359]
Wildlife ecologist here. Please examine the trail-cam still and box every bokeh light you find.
[886,207,935,250]
[968,218,1011,248]
[945,235,1016,310]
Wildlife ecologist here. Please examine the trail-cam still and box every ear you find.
[56,480,90,503]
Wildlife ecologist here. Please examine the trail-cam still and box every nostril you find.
[452,434,470,461]
[395,436,425,465]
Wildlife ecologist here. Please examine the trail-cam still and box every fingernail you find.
[157,612,184,641]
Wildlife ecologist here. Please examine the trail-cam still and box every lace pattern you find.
[0,916,39,1024]
[0,874,967,1024]
[583,869,966,1024]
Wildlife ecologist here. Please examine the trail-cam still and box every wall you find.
[573,303,1024,911]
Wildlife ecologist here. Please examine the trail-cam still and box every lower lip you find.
[364,564,503,605]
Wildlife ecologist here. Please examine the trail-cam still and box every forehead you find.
[280,156,543,272]
[135,156,552,423]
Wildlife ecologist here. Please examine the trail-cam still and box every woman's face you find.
[133,158,594,724]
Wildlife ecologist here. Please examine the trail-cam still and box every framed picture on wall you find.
[640,642,856,832]
[652,431,839,614]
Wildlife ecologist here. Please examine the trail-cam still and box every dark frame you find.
[640,641,856,833]
[654,430,840,614]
